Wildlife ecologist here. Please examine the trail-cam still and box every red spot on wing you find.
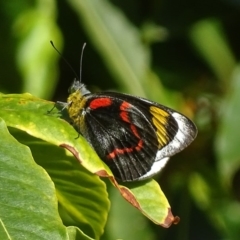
[120,101,140,138]
[89,98,112,109]
[130,125,140,138]
[135,139,143,151]
[107,139,144,159]
[120,101,132,123]
[120,111,130,122]
[108,100,144,160]
[120,101,131,111]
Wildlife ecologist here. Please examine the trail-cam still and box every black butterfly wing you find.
[118,93,197,160]
[97,92,198,159]
[79,94,159,181]
[75,92,197,182]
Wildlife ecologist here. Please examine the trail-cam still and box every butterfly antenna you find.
[50,41,79,80]
[80,43,86,83]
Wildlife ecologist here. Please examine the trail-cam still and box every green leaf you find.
[67,226,94,240]
[13,0,62,99]
[11,130,110,239]
[0,93,176,228]
[104,185,156,240]
[0,93,109,176]
[190,19,236,84]
[215,66,240,184]
[0,93,110,239]
[120,180,177,227]
[0,118,67,239]
[23,135,109,239]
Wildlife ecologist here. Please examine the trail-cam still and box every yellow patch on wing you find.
[150,106,170,148]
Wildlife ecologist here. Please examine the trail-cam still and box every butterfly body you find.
[60,79,197,182]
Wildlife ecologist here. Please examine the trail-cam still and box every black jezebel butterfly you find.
[57,79,197,182]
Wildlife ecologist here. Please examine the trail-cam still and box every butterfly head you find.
[68,78,90,96]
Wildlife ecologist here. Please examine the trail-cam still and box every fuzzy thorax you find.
[67,90,87,126]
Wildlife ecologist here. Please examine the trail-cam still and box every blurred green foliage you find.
[1,0,240,239]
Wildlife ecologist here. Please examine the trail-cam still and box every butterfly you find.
[56,79,197,182]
